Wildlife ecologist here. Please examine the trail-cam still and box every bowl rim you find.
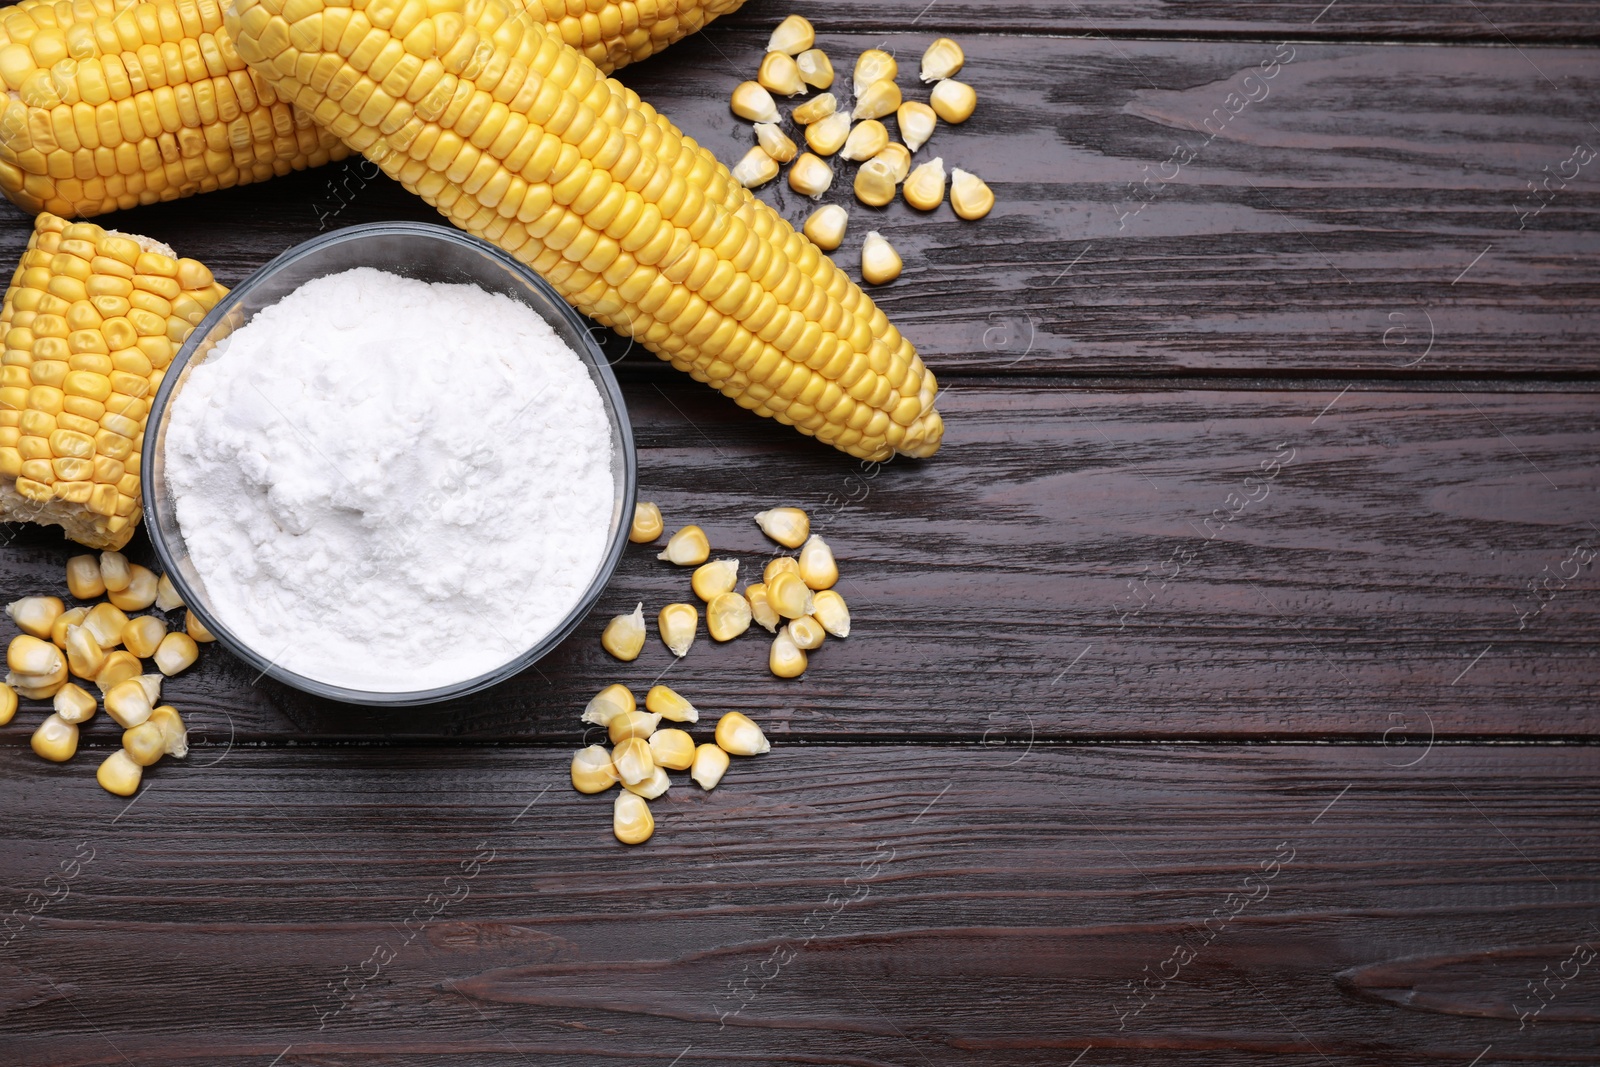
[140,220,637,707]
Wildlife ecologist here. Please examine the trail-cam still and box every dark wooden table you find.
[3,1,1599,1063]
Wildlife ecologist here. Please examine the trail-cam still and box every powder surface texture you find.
[163,267,616,692]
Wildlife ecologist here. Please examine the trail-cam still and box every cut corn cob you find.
[229,0,943,461]
[0,0,749,217]
[0,213,225,549]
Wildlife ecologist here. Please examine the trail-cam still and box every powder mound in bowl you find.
[162,267,616,692]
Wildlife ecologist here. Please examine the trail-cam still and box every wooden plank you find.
[2,744,1596,1064]
[2,381,1595,742]
[2,37,1594,378]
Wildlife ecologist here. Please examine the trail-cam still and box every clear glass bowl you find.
[141,222,636,707]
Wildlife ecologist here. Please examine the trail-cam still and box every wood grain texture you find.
[2,745,1597,1064]
[1,381,1594,743]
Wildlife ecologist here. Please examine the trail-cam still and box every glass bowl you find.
[141,222,636,707]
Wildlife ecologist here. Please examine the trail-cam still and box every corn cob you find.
[230,0,944,460]
[0,211,226,549]
[0,0,747,218]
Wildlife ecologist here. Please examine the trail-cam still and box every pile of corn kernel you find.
[571,682,771,845]
[2,550,204,797]
[727,15,993,285]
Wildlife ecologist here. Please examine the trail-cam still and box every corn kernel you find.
[0,683,13,726]
[612,736,654,786]
[691,558,740,602]
[122,614,167,658]
[51,605,88,649]
[707,591,753,641]
[571,744,620,794]
[149,704,187,758]
[903,157,946,211]
[9,633,66,676]
[95,649,141,694]
[730,145,780,189]
[646,684,699,723]
[123,720,165,766]
[791,92,837,125]
[798,534,839,590]
[691,742,730,790]
[66,553,105,597]
[716,711,772,755]
[152,630,198,675]
[862,231,903,285]
[83,601,128,647]
[767,571,814,619]
[581,682,636,727]
[788,152,833,198]
[745,583,781,632]
[657,525,710,566]
[841,119,889,162]
[185,610,215,642]
[628,502,664,544]
[32,712,79,762]
[648,727,696,770]
[896,101,936,152]
[853,49,898,96]
[758,51,804,97]
[658,602,698,658]
[795,48,834,89]
[623,764,672,799]
[99,549,131,591]
[950,168,995,220]
[608,709,662,744]
[764,556,800,583]
[805,111,851,156]
[154,571,184,611]
[803,204,849,251]
[921,38,966,82]
[854,157,898,208]
[852,80,901,121]
[96,749,142,796]
[6,595,64,639]
[601,602,646,661]
[731,80,779,123]
[787,614,827,650]
[64,623,106,679]
[52,681,97,724]
[103,675,151,726]
[107,563,158,610]
[613,790,654,844]
[930,78,977,123]
[812,589,852,638]
[767,14,814,56]
[874,142,912,183]
[769,628,808,678]
[754,122,798,164]
[755,507,810,548]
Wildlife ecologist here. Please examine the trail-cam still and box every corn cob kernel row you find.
[0,212,226,549]
[229,0,943,461]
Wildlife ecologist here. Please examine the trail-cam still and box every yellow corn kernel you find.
[852,79,901,121]
[930,78,977,123]
[123,720,166,766]
[135,674,162,706]
[803,204,849,251]
[64,623,106,679]
[9,633,65,676]
[862,231,903,285]
[101,672,149,724]
[612,790,654,844]
[66,552,105,598]
[51,605,88,649]
[921,38,966,81]
[767,571,814,619]
[730,145,780,189]
[950,167,995,220]
[691,742,730,790]
[875,142,912,183]
[896,102,936,152]
[83,601,128,647]
[149,704,187,758]
[581,682,636,727]
[715,711,772,755]
[812,589,852,638]
[764,556,801,583]
[645,684,699,723]
[707,591,753,641]
[854,49,898,96]
[841,119,889,162]
[730,80,780,123]
[612,736,654,786]
[95,649,142,694]
[96,749,142,796]
[623,763,671,799]
[769,628,807,678]
[648,727,695,770]
[32,712,79,762]
[607,709,662,744]
[6,595,64,638]
[99,548,132,591]
[788,152,833,198]
[744,582,781,632]
[791,92,837,125]
[107,563,159,610]
[600,602,646,661]
[0,682,14,726]
[657,525,710,566]
[185,610,215,642]
[787,614,827,651]
[805,111,852,157]
[571,743,620,793]
[152,630,198,675]
[691,558,740,602]
[755,507,810,548]
[798,533,839,590]
[52,680,96,724]
[854,157,898,208]
[658,602,698,658]
[904,157,946,211]
[767,15,814,56]
[753,122,798,164]
[758,51,804,97]
[154,571,184,610]
[6,671,67,700]
[796,48,834,89]
[122,614,167,658]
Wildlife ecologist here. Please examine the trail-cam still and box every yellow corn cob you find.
[0,212,226,549]
[0,0,747,218]
[230,0,943,460]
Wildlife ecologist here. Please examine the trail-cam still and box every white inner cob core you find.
[163,267,615,692]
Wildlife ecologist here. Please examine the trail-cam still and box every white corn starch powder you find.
[164,267,616,691]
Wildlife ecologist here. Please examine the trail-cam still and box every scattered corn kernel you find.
[862,231,905,285]
[855,158,899,207]
[649,728,697,770]
[806,111,853,156]
[788,153,835,198]
[658,525,711,566]
[582,683,637,727]
[629,502,664,544]
[66,555,105,599]
[153,632,200,676]
[646,684,700,723]
[108,565,159,611]
[624,764,672,799]
[692,742,731,790]
[745,583,781,632]
[756,508,810,548]
[122,722,166,767]
[769,629,808,678]
[52,682,96,724]
[950,168,996,220]
[732,146,781,189]
[799,534,840,590]
[608,710,662,744]
[792,93,838,125]
[123,617,168,660]
[897,102,937,152]
[7,596,64,639]
[31,712,78,762]
[613,791,655,844]
[930,78,977,123]
[84,602,128,648]
[812,589,852,638]
[0,682,14,726]
[96,651,142,694]
[136,674,163,705]
[804,204,850,250]
[853,80,902,121]
[759,51,805,96]
[768,571,815,619]
[51,606,89,649]
[601,603,647,661]
[921,37,966,81]
[755,123,799,164]
[186,611,216,643]
[796,48,835,89]
[658,603,699,658]
[841,120,890,162]
[764,557,801,583]
[707,591,754,641]
[155,573,185,611]
[9,634,65,677]
[64,625,107,680]
[104,677,153,727]
[716,711,773,755]
[99,550,132,592]
[612,736,655,786]
[7,674,65,700]
[571,744,621,794]
[96,749,142,797]
[732,81,781,123]
[875,142,913,183]
[768,14,815,55]
[788,615,827,650]
[904,157,947,211]
[149,706,188,758]
[854,49,899,96]
[692,559,741,602]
